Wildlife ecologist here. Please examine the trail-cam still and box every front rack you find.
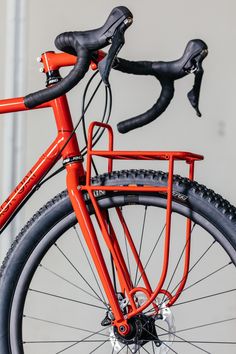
[81,121,204,316]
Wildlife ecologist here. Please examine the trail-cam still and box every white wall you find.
[0,2,235,353]
[0,1,6,181]
[2,0,235,224]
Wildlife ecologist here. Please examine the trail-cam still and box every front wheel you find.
[0,169,235,354]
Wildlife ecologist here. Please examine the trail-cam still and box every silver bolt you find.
[119,325,125,333]
[124,17,133,26]
[39,67,44,73]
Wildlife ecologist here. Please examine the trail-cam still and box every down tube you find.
[0,136,63,231]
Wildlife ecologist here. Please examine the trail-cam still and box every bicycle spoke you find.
[164,340,236,344]
[9,173,235,354]
[106,213,118,293]
[172,288,236,307]
[121,208,132,284]
[54,243,107,306]
[182,261,232,292]
[142,324,178,353]
[152,341,157,354]
[56,327,108,354]
[158,316,236,336]
[170,239,216,295]
[134,206,147,287]
[23,314,109,337]
[160,223,195,304]
[24,340,110,344]
[57,342,78,354]
[89,339,110,353]
[136,223,166,286]
[112,344,115,354]
[116,344,128,354]
[74,226,108,305]
[155,324,210,354]
[40,263,103,304]
[129,345,134,353]
[142,345,152,354]
[164,261,233,307]
[161,342,179,354]
[29,288,106,310]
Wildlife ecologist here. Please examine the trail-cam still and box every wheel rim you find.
[9,195,236,354]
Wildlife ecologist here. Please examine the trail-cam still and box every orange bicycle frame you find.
[0,51,204,333]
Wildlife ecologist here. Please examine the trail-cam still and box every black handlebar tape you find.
[115,40,208,133]
[114,58,174,133]
[24,46,90,109]
[117,79,174,133]
[114,58,154,76]
[24,6,133,109]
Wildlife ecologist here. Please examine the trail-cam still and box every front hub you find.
[110,315,161,353]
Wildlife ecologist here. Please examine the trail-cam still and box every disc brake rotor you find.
[108,296,176,353]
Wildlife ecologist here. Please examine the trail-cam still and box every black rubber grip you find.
[115,39,208,133]
[55,7,132,54]
[55,31,80,55]
[24,6,132,109]
[117,79,174,133]
[24,46,90,108]
[115,58,174,133]
[114,58,154,76]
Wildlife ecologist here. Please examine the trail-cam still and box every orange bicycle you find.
[0,6,235,354]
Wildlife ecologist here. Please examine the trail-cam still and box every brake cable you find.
[1,71,109,233]
[80,77,113,175]
[81,73,106,176]
[38,69,110,186]
[82,85,112,154]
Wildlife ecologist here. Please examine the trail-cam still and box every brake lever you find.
[187,62,204,117]
[98,19,132,86]
[186,48,208,117]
